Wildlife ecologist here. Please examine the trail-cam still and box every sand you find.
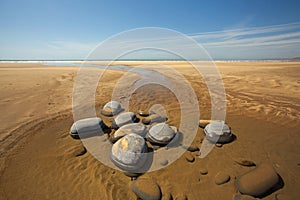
[0,62,299,199]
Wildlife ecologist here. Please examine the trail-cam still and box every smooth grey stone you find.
[70,117,105,139]
[111,123,147,142]
[101,100,122,116]
[204,121,234,144]
[110,133,147,172]
[112,112,138,129]
[147,123,177,145]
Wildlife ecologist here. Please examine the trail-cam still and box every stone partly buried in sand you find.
[110,133,148,172]
[236,163,280,197]
[111,112,138,129]
[142,114,167,125]
[215,172,231,185]
[101,100,122,116]
[132,177,162,200]
[204,121,234,144]
[146,123,177,145]
[110,123,147,143]
[70,117,108,139]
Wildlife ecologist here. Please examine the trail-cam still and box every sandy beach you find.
[0,61,299,199]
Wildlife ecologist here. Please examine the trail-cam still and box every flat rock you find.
[237,163,279,197]
[132,178,162,200]
[234,158,256,167]
[185,153,195,163]
[70,117,106,139]
[215,172,230,185]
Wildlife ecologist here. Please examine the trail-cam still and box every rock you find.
[138,110,150,117]
[101,101,122,116]
[199,119,211,128]
[215,143,223,148]
[204,121,234,144]
[185,153,195,163]
[111,133,148,172]
[233,194,256,200]
[237,163,279,197]
[234,158,256,167]
[111,123,147,142]
[70,117,107,139]
[142,114,167,125]
[111,112,138,129]
[160,159,169,166]
[182,145,199,152]
[199,167,208,175]
[74,146,87,157]
[215,172,230,185]
[146,123,177,145]
[132,178,162,200]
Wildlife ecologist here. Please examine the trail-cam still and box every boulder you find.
[237,163,279,197]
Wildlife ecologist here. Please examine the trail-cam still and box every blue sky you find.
[0,0,300,60]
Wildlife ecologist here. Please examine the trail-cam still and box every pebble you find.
[132,178,162,200]
[199,167,208,175]
[215,172,230,185]
[237,163,279,197]
[160,159,169,166]
[215,143,223,148]
[234,158,256,167]
[74,146,87,157]
[138,110,150,117]
[185,153,195,163]
[182,145,199,152]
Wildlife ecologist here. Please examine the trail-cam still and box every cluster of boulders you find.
[70,101,177,175]
[69,102,282,199]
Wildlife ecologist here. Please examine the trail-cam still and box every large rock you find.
[146,123,177,145]
[110,133,148,172]
[111,112,138,129]
[204,121,234,144]
[101,101,122,116]
[132,178,162,200]
[70,117,107,139]
[237,163,279,197]
[110,123,147,142]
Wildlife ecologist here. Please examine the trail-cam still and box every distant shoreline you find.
[0,59,300,63]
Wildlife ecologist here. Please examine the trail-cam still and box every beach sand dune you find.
[0,62,299,199]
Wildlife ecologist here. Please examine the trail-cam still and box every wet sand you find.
[0,62,299,199]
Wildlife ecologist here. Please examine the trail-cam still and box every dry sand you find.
[0,62,299,199]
